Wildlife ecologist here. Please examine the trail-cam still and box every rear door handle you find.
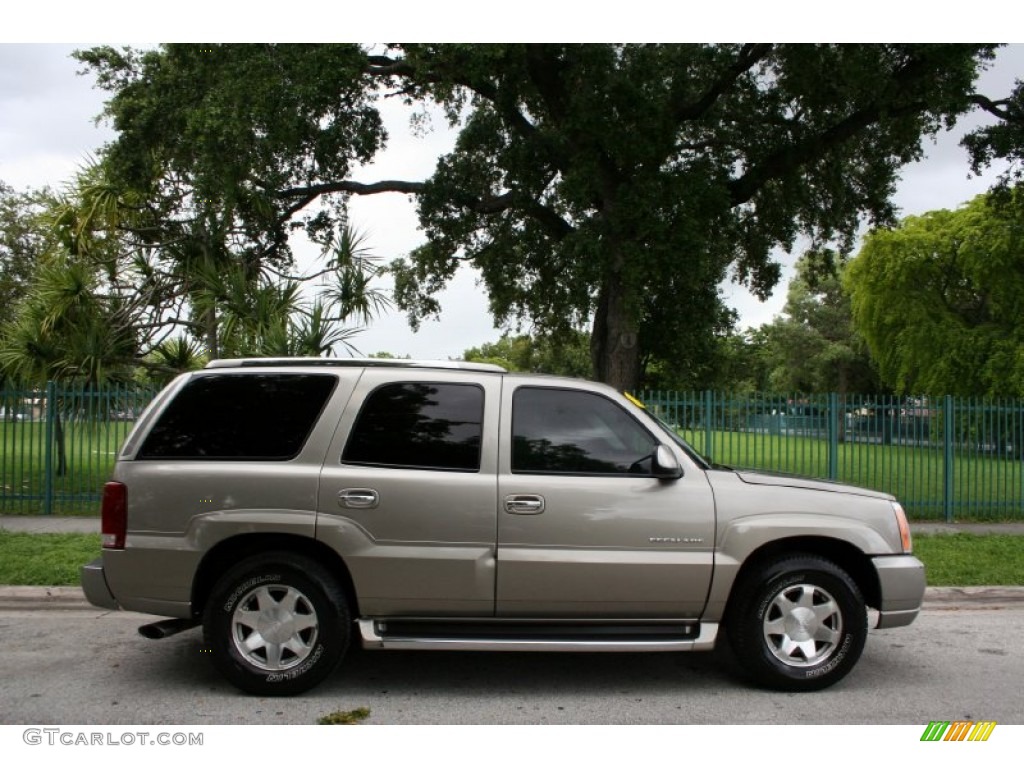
[338,488,379,509]
[504,494,545,514]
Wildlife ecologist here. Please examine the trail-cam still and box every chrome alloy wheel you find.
[230,584,319,671]
[762,583,843,667]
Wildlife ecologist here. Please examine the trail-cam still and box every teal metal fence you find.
[641,391,1024,521]
[1,382,158,515]
[2,383,1022,520]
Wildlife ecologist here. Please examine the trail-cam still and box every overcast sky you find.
[1,42,1022,359]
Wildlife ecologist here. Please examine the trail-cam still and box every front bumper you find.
[872,554,926,628]
[80,557,120,610]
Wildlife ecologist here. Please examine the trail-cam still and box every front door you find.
[496,383,715,618]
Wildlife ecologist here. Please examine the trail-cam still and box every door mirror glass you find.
[653,445,683,480]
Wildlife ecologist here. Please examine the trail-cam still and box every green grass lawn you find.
[913,533,1024,586]
[0,531,102,585]
[0,531,1018,587]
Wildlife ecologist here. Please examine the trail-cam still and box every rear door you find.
[496,382,715,618]
[317,369,501,616]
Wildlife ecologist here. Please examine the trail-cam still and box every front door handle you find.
[504,494,545,514]
[338,488,379,509]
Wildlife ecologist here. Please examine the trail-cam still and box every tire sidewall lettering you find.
[221,573,282,613]
[265,643,326,683]
[756,572,808,622]
[805,632,852,679]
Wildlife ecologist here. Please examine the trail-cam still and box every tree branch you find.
[673,43,774,123]
[728,52,941,206]
[279,179,426,199]
[969,93,1019,122]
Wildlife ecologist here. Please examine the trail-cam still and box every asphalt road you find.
[0,601,1021,725]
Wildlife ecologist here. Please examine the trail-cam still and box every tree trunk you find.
[591,272,641,392]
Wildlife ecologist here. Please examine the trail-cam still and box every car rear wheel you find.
[726,555,867,691]
[202,552,349,696]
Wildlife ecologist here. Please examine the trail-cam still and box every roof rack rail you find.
[205,357,507,373]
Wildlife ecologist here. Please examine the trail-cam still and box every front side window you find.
[138,373,337,460]
[512,387,658,475]
[343,382,484,472]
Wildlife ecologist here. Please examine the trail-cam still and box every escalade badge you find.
[649,536,704,543]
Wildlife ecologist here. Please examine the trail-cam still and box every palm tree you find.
[0,254,139,475]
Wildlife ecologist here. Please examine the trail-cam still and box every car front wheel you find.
[726,555,867,691]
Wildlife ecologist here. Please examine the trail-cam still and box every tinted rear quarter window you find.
[138,373,337,460]
[343,382,484,471]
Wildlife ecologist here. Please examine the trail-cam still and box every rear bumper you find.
[872,554,926,629]
[80,558,120,610]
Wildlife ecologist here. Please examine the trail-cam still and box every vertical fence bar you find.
[827,392,839,480]
[43,380,55,515]
[704,390,714,462]
[943,394,954,523]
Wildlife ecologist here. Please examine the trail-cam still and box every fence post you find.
[703,390,714,461]
[943,394,954,523]
[827,392,839,480]
[43,380,55,515]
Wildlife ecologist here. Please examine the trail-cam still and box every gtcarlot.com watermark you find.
[23,728,203,747]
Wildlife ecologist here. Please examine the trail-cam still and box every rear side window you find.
[343,382,484,472]
[138,374,337,460]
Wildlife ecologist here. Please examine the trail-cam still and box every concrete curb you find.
[921,586,1024,605]
[0,586,93,610]
[2,584,1023,612]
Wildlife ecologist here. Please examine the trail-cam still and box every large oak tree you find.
[78,44,1014,390]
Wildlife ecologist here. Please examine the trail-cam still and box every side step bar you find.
[358,619,718,652]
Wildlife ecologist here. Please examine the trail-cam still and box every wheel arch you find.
[725,536,881,616]
[190,533,359,620]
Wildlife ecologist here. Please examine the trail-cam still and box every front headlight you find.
[892,501,912,553]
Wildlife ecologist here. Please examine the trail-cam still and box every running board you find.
[358,618,718,652]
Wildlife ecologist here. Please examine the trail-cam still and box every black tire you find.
[202,552,350,696]
[725,555,867,692]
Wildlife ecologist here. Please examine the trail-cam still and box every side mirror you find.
[653,445,683,480]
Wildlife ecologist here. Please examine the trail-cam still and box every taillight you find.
[101,482,127,549]
[893,501,912,554]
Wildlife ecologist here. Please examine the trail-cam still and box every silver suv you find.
[81,358,925,695]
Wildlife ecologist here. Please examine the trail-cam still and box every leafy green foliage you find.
[463,331,591,378]
[847,188,1024,396]
[962,80,1024,189]
[0,253,139,385]
[759,253,881,394]
[0,154,390,381]
[388,44,998,389]
[77,44,1012,390]
[0,182,57,333]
